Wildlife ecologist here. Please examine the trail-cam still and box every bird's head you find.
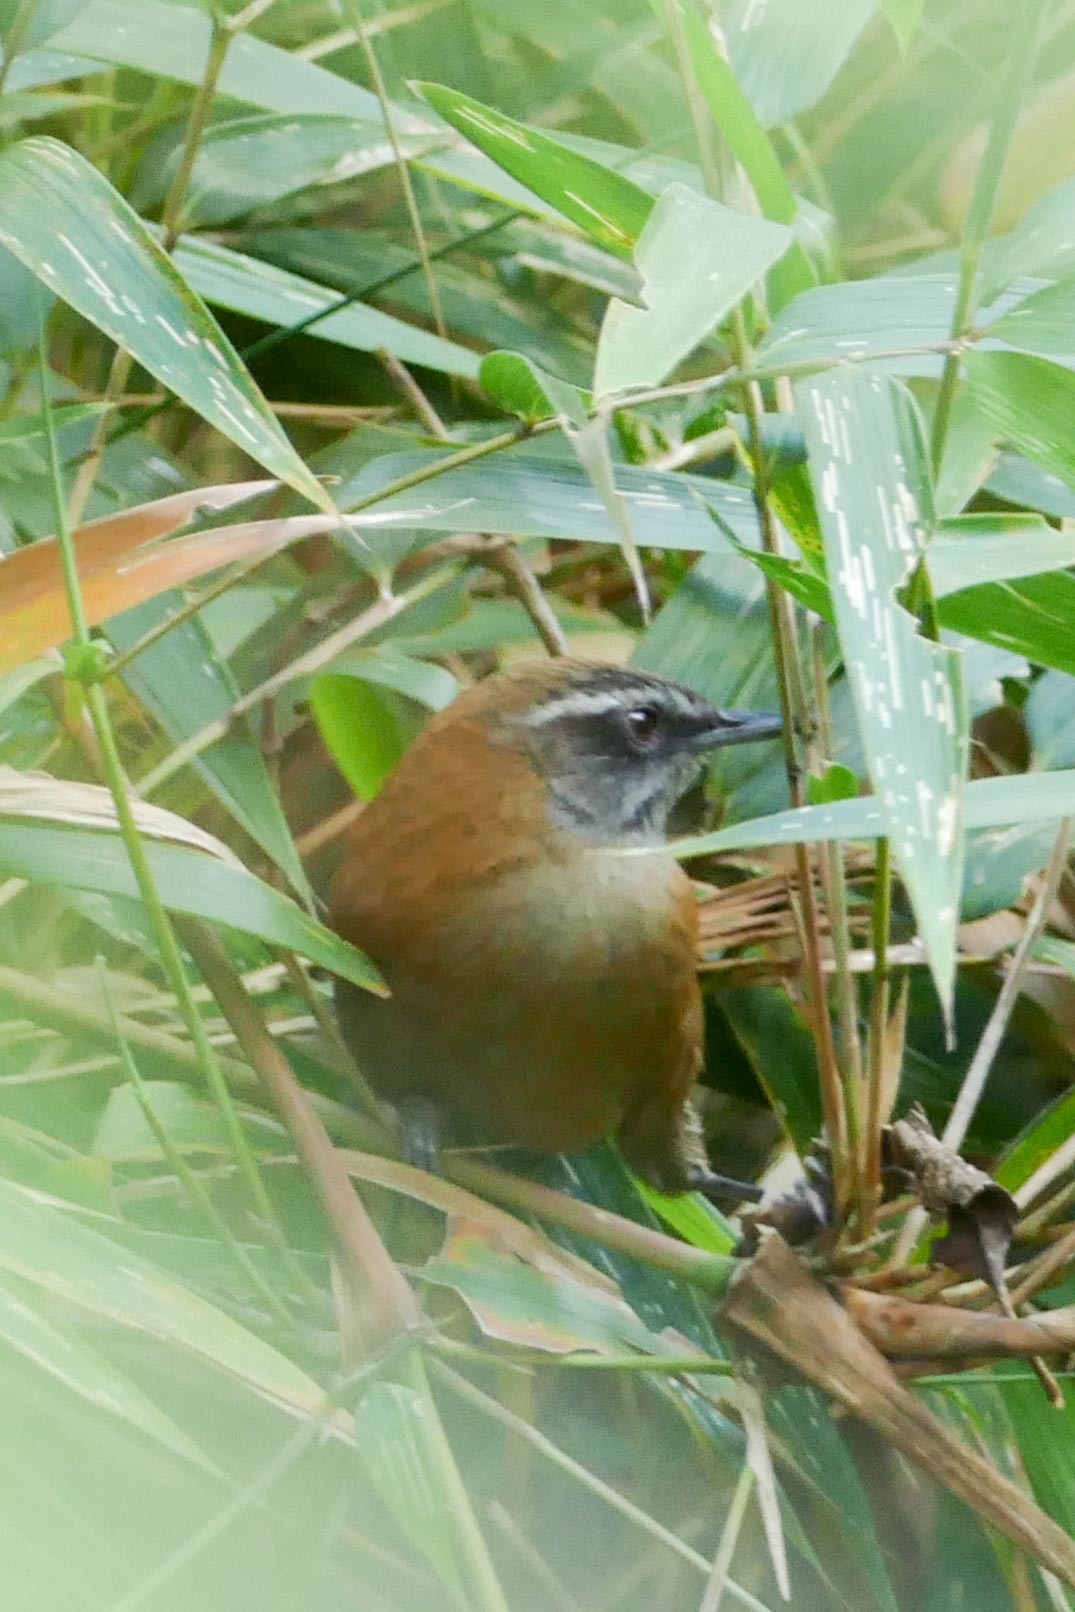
[464,660,782,846]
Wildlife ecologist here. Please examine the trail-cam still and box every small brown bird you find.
[330,659,781,1198]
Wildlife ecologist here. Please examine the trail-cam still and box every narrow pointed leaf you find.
[801,372,968,1014]
[0,137,329,508]
[414,82,653,258]
[0,510,340,675]
[594,184,790,395]
[339,450,763,549]
[353,1383,472,1605]
[173,234,481,380]
[49,0,415,124]
[928,513,1075,596]
[138,114,435,229]
[986,275,1075,359]
[720,0,878,126]
[663,0,814,306]
[0,819,383,992]
[0,1273,216,1471]
[0,1173,333,1415]
[966,349,1075,490]
[664,767,1075,861]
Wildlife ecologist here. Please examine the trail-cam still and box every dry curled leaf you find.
[0,766,241,865]
[885,1104,1017,1293]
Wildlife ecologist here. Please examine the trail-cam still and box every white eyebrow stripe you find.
[522,683,704,728]
[521,690,630,726]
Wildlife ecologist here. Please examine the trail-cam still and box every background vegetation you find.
[4,0,1075,1606]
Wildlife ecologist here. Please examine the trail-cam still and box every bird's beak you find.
[685,708,784,751]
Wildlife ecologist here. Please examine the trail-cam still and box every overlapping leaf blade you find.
[797,371,969,1014]
[0,138,329,507]
[594,183,791,395]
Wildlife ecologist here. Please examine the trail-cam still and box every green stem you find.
[812,625,864,1164]
[158,12,233,251]
[0,0,41,101]
[396,1352,510,1612]
[98,963,296,1325]
[339,0,449,346]
[663,0,849,1201]
[929,0,1051,472]
[446,1157,736,1297]
[64,3,237,529]
[863,837,893,1237]
[37,317,315,1308]
[432,1336,735,1375]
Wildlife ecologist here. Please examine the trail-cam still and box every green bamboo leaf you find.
[353,1382,472,1606]
[414,81,653,258]
[665,768,1075,861]
[0,402,106,480]
[49,0,415,124]
[758,276,1031,379]
[0,0,86,48]
[985,275,1075,358]
[0,1270,216,1471]
[760,275,960,373]
[0,1173,331,1414]
[721,0,878,126]
[928,513,1075,596]
[747,516,1075,676]
[594,184,791,395]
[341,450,763,549]
[663,0,814,305]
[0,137,330,508]
[882,0,925,48]
[479,349,588,424]
[310,674,413,803]
[95,1082,289,1162]
[0,241,51,354]
[966,350,1075,490]
[138,114,435,229]
[418,1230,709,1353]
[982,176,1075,296]
[667,0,794,219]
[940,573,1075,677]
[996,1376,1075,1540]
[0,819,383,992]
[637,1186,736,1255]
[173,234,481,379]
[1026,670,1075,770]
[798,369,968,1016]
[108,596,310,897]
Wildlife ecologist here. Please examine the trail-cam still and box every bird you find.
[329,658,782,1200]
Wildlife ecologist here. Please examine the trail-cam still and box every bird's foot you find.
[686,1166,764,1205]
[397,1094,444,1176]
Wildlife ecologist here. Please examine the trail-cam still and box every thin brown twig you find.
[377,347,449,439]
[183,923,421,1358]
[892,820,1073,1266]
[1009,1222,1075,1310]
[466,536,569,657]
[339,0,449,346]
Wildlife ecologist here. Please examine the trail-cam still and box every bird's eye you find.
[625,705,661,746]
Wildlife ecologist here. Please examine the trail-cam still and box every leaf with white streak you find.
[0,137,330,509]
[797,370,969,1020]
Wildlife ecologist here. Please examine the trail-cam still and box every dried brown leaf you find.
[0,479,279,672]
